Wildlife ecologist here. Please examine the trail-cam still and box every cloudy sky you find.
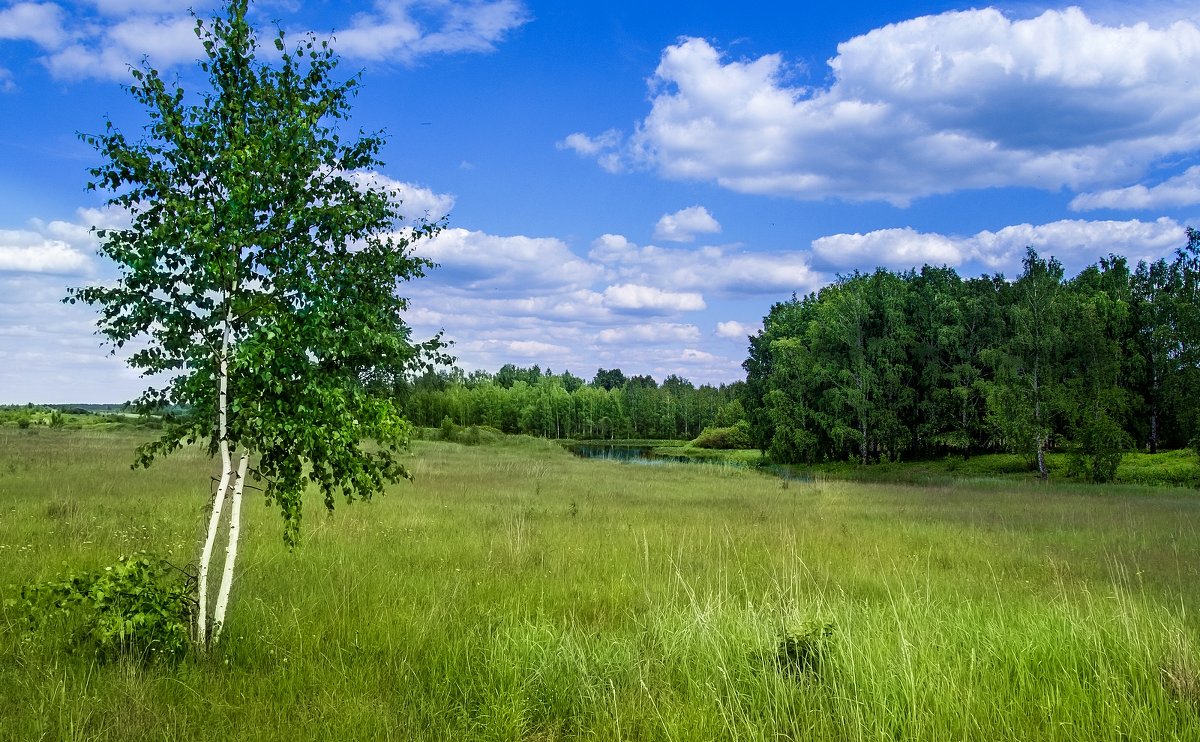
[3,1,1200,402]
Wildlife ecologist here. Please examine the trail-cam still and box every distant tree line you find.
[743,233,1200,481]
[391,365,746,441]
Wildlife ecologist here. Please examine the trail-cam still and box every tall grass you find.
[1,427,1199,740]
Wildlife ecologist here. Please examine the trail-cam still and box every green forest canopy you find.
[743,236,1200,480]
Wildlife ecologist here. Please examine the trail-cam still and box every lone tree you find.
[67,0,445,648]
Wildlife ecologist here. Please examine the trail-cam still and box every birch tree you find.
[66,0,443,648]
[985,249,1066,479]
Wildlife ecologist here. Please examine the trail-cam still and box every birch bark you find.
[197,321,233,646]
[212,451,249,643]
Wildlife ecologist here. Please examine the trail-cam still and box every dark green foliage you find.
[692,421,754,449]
[985,249,1067,478]
[13,554,194,663]
[743,239,1200,479]
[773,622,835,682]
[591,367,627,391]
[398,367,744,441]
[1068,412,1131,483]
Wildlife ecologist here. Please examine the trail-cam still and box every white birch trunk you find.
[197,322,233,648]
[212,451,249,644]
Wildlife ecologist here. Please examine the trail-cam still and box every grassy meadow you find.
[2,427,1200,740]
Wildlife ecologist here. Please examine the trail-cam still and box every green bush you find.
[692,421,754,450]
[1067,412,1130,483]
[12,553,195,663]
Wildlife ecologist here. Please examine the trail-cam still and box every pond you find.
[567,443,697,465]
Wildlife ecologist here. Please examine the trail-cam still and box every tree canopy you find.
[743,238,1200,480]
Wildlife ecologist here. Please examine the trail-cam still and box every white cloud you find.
[0,67,14,92]
[507,339,570,357]
[0,206,122,275]
[715,320,758,340]
[415,227,600,294]
[588,233,639,263]
[598,323,701,345]
[1071,165,1200,210]
[652,205,721,243]
[0,271,150,403]
[0,2,69,48]
[89,0,199,13]
[43,15,204,80]
[664,348,744,379]
[589,233,824,296]
[0,234,90,273]
[330,0,529,63]
[557,130,621,157]
[601,283,706,313]
[2,1,528,82]
[345,171,455,222]
[813,217,1186,274]
[812,228,965,269]
[569,8,1200,204]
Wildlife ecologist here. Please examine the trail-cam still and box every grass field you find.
[2,427,1200,740]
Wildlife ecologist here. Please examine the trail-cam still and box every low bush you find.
[11,553,195,664]
[692,421,754,450]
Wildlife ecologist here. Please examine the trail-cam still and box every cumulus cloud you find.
[652,205,721,243]
[715,320,759,340]
[590,234,825,296]
[601,283,706,313]
[42,15,204,80]
[813,217,1186,274]
[812,228,965,270]
[414,227,600,294]
[2,0,528,81]
[345,171,455,222]
[0,2,69,48]
[0,205,127,275]
[0,235,90,273]
[567,8,1200,204]
[1071,165,1200,210]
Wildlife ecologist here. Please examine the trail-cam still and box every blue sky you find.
[3,0,1200,402]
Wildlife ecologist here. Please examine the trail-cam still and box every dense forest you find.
[743,232,1200,480]
[393,365,746,441]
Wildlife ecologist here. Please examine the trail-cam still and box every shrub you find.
[12,553,195,663]
[1068,412,1130,483]
[692,420,754,450]
[439,416,457,442]
[775,622,835,681]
